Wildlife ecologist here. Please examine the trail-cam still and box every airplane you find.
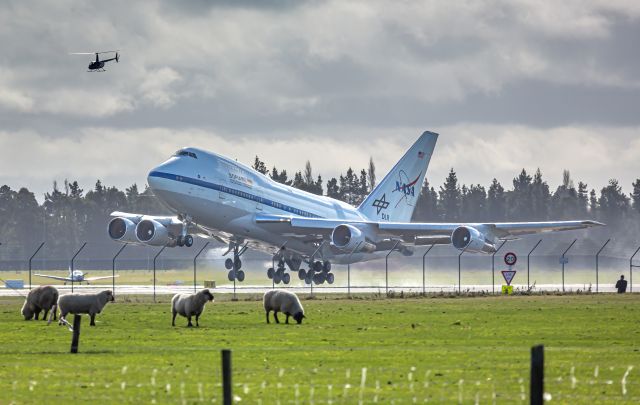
[34,268,119,285]
[108,130,603,285]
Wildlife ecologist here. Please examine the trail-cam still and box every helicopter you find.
[70,50,120,72]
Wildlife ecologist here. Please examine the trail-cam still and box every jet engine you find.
[136,219,171,246]
[107,217,138,243]
[331,224,377,253]
[451,226,497,254]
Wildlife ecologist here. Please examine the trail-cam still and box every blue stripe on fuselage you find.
[148,171,323,219]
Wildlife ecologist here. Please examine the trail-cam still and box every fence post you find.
[422,244,436,295]
[222,349,232,405]
[631,245,640,293]
[491,240,508,294]
[112,244,127,297]
[530,345,544,405]
[595,239,610,293]
[28,242,45,290]
[527,240,542,290]
[153,245,167,303]
[70,315,82,354]
[70,242,87,293]
[561,239,578,292]
[385,241,401,295]
[193,242,210,293]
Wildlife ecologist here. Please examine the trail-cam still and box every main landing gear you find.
[298,260,334,285]
[176,214,194,247]
[225,243,248,282]
[267,259,291,285]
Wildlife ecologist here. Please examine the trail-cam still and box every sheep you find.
[263,289,305,324]
[57,290,114,326]
[21,285,59,321]
[171,289,214,327]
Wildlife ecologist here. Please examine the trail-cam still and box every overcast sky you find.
[1,0,639,201]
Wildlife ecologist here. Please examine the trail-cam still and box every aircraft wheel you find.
[237,270,245,282]
[225,258,234,270]
[184,234,194,247]
[283,273,291,284]
[234,258,242,271]
[298,269,306,280]
[323,261,331,273]
[313,272,325,285]
[227,270,236,282]
[313,261,323,272]
[304,271,313,285]
[273,272,282,284]
[267,267,275,279]
[326,273,335,284]
[177,236,184,247]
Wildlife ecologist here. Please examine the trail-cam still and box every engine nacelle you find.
[451,226,497,254]
[331,224,377,253]
[107,217,138,243]
[136,219,171,246]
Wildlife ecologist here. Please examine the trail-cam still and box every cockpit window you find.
[173,150,198,159]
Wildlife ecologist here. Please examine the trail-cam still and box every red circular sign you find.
[504,252,517,266]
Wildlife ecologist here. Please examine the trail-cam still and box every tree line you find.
[0,157,638,258]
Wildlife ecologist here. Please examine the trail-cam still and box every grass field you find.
[0,294,639,403]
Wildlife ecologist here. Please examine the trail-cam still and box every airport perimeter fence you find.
[0,236,639,296]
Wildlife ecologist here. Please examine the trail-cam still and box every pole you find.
[222,349,232,405]
[595,239,610,293]
[527,240,543,290]
[153,245,167,303]
[112,244,127,297]
[193,242,210,293]
[491,240,508,295]
[630,245,640,293]
[28,242,45,290]
[70,315,82,354]
[385,241,401,295]
[346,242,363,297]
[70,242,87,293]
[422,244,436,295]
[530,345,544,405]
[561,239,578,293]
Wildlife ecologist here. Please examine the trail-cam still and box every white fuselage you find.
[147,148,377,263]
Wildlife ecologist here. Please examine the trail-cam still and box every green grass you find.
[0,294,639,403]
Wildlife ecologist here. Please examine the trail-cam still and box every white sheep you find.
[57,290,114,326]
[171,289,214,327]
[263,289,305,324]
[21,285,59,321]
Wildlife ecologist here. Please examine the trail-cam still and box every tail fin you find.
[358,131,438,222]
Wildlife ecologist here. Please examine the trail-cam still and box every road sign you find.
[559,257,569,264]
[502,285,513,295]
[502,270,517,286]
[504,252,517,267]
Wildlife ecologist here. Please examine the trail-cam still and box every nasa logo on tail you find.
[393,170,421,207]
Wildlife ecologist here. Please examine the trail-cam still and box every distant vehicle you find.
[35,268,119,284]
[108,130,603,286]
[70,50,119,72]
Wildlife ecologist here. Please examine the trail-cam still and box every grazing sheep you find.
[263,290,305,324]
[21,286,59,321]
[171,289,214,327]
[57,290,114,326]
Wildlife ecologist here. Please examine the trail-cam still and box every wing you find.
[34,274,72,282]
[84,275,120,281]
[255,214,604,245]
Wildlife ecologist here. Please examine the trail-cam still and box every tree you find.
[461,184,486,221]
[326,177,340,200]
[598,179,630,224]
[632,179,640,214]
[577,181,589,216]
[551,170,579,220]
[589,188,598,215]
[487,178,506,221]
[439,169,461,221]
[252,156,267,174]
[270,167,291,185]
[367,157,376,190]
[530,169,550,220]
[509,169,533,220]
[413,180,439,221]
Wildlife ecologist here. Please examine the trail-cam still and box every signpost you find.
[502,252,517,295]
